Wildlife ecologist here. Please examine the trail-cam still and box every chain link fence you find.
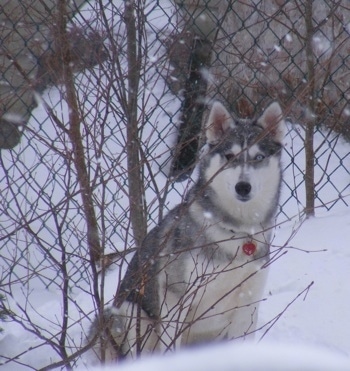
[0,0,349,369]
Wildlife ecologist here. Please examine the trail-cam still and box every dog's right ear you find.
[206,102,234,144]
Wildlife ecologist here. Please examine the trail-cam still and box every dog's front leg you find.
[156,289,191,353]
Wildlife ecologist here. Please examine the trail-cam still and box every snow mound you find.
[83,342,350,371]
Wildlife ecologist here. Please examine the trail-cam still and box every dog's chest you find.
[184,230,265,306]
[180,238,267,343]
[159,207,269,341]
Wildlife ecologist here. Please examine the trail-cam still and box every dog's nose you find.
[235,181,251,197]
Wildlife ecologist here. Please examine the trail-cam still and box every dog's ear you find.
[257,102,285,142]
[206,102,235,144]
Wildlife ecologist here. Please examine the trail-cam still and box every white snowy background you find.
[1,1,350,370]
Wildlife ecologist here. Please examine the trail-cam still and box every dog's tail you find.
[170,38,212,181]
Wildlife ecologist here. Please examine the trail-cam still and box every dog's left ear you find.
[257,102,285,142]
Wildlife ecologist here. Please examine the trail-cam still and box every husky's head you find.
[200,101,285,225]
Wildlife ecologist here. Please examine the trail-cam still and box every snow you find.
[84,342,350,371]
[260,209,350,351]
[284,33,293,43]
[1,0,350,370]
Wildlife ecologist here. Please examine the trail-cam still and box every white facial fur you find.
[204,145,281,228]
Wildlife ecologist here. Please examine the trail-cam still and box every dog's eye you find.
[254,154,265,161]
[225,153,236,162]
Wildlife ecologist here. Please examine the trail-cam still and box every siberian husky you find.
[89,101,285,362]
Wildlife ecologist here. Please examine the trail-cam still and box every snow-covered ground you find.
[1,1,350,370]
[87,342,350,371]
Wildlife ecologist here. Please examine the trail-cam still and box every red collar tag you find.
[242,241,256,256]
